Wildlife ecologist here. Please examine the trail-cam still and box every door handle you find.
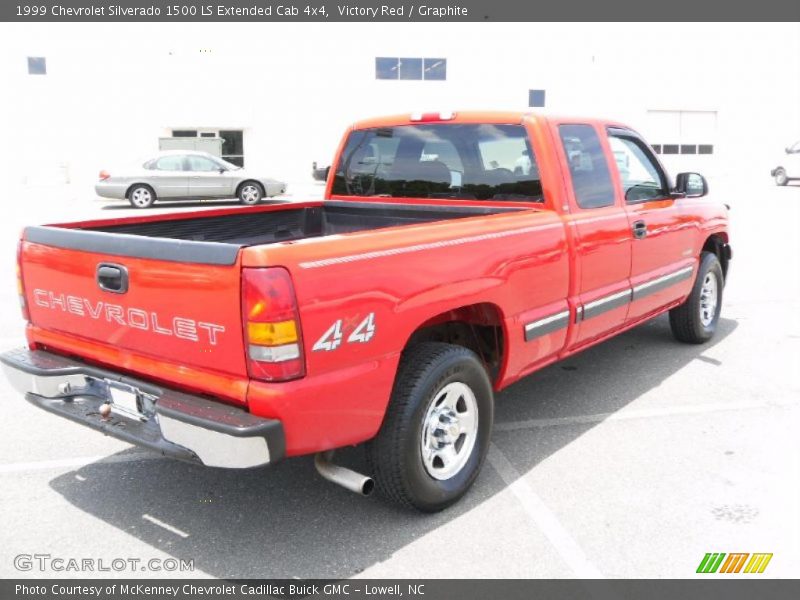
[632,220,647,239]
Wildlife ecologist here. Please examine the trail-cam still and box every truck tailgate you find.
[20,229,247,391]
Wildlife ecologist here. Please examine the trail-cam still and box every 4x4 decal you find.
[313,313,376,352]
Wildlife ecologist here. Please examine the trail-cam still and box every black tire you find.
[774,168,788,186]
[128,184,156,209]
[669,252,723,344]
[238,181,264,205]
[367,342,494,512]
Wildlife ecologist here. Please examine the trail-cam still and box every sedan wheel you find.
[128,185,155,209]
[239,183,263,205]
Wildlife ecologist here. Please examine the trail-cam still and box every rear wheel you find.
[128,185,155,209]
[367,343,494,512]
[774,168,788,186]
[238,182,263,205]
[669,252,723,344]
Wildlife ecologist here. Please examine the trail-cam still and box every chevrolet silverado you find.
[2,111,731,511]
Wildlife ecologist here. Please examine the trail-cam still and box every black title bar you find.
[3,0,799,21]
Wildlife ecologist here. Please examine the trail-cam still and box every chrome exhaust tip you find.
[314,450,375,496]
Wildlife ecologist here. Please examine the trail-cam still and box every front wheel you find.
[128,185,155,209]
[367,342,494,512]
[669,252,723,344]
[238,182,263,205]
[774,168,789,186]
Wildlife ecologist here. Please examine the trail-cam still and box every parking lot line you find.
[494,400,790,432]
[142,513,190,538]
[487,443,603,578]
[0,451,161,474]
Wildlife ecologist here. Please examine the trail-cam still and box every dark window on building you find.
[331,123,542,202]
[528,90,546,108]
[220,130,244,167]
[172,130,197,137]
[680,144,697,154]
[662,144,679,155]
[27,57,46,75]
[651,144,662,154]
[698,144,714,155]
[399,58,422,80]
[558,124,615,209]
[377,57,446,80]
[200,132,216,138]
[423,58,446,80]
[376,57,400,79]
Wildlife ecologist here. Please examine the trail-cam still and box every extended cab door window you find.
[557,124,615,209]
[557,123,632,348]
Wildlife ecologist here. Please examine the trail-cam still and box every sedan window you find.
[154,155,185,171]
[187,155,221,172]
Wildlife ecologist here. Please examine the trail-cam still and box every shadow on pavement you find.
[49,314,737,578]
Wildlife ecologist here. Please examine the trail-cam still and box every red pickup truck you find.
[3,112,731,511]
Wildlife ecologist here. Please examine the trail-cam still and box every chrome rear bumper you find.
[1,348,284,469]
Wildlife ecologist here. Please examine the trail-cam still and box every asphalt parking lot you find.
[0,178,797,579]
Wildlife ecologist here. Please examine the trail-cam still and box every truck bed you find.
[25,201,523,265]
[83,201,522,245]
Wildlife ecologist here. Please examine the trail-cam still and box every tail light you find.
[16,240,29,321]
[98,170,110,181]
[242,267,305,382]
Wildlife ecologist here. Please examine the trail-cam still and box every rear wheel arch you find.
[236,179,265,197]
[402,302,507,385]
[125,182,156,199]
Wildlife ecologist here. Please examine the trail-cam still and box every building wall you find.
[2,22,797,191]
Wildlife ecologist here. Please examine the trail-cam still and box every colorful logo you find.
[696,553,773,574]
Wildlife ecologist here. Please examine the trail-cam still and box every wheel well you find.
[125,183,156,199]
[405,303,505,382]
[703,234,730,280]
[236,180,265,197]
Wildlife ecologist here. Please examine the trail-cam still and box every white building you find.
[1,22,798,191]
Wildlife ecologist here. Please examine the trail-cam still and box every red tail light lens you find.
[242,267,305,382]
[98,170,111,181]
[17,240,29,321]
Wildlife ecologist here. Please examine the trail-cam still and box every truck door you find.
[556,123,634,348]
[606,127,697,322]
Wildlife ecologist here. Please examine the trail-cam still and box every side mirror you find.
[218,168,226,174]
[675,172,708,198]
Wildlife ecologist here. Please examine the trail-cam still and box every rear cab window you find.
[331,123,544,202]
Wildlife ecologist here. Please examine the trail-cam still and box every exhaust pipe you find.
[314,450,375,496]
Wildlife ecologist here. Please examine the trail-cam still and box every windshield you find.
[331,123,544,202]
[218,157,242,170]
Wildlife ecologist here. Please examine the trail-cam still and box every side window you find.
[154,155,184,171]
[186,155,220,172]
[608,134,668,202]
[558,124,615,209]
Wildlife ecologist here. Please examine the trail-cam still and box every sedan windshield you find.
[331,123,544,202]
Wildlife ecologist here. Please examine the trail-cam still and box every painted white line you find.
[142,514,190,539]
[0,451,163,474]
[495,400,788,432]
[487,443,603,578]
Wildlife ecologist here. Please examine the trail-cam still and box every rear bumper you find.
[0,348,285,468]
[94,181,128,199]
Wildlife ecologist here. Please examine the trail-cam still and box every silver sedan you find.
[95,151,287,208]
